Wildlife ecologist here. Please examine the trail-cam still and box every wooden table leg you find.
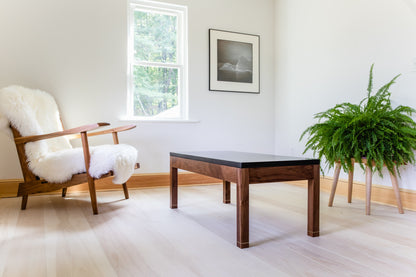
[308,164,320,237]
[223,180,230,204]
[328,163,341,207]
[170,166,178,209]
[347,168,354,203]
[236,168,249,248]
[389,166,404,214]
[365,165,372,215]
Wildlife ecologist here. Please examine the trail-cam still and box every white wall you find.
[4,0,416,192]
[275,0,416,189]
[0,0,276,178]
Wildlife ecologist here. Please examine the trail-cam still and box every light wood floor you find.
[1,183,416,277]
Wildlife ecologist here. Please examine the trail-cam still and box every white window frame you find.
[127,0,188,120]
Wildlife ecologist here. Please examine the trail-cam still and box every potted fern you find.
[300,65,416,177]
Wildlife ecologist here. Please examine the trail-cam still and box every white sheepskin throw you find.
[0,85,137,184]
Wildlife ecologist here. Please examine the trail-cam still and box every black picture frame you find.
[209,29,260,93]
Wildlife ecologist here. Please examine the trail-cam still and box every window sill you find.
[119,117,200,124]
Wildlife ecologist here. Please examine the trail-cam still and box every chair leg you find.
[21,194,28,210]
[328,163,341,207]
[347,168,354,203]
[62,188,67,197]
[365,165,372,215]
[87,177,98,214]
[389,166,404,214]
[122,183,129,199]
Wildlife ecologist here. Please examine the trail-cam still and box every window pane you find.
[134,10,177,63]
[133,65,179,117]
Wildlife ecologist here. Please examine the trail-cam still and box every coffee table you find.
[170,151,320,248]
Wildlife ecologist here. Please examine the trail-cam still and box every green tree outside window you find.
[133,10,179,117]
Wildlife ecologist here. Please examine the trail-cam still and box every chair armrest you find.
[14,122,110,145]
[69,124,136,139]
[83,124,136,138]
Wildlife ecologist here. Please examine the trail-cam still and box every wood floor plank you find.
[0,198,20,277]
[1,183,416,276]
[3,197,47,277]
[46,196,117,277]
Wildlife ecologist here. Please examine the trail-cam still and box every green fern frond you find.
[367,63,374,96]
[300,64,416,177]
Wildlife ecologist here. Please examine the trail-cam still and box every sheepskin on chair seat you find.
[0,85,137,185]
[30,144,137,184]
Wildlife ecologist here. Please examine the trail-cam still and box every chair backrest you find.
[0,86,72,163]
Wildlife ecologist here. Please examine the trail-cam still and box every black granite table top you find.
[170,151,320,168]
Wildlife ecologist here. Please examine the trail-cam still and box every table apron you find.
[171,156,239,183]
[171,156,316,184]
[249,165,315,183]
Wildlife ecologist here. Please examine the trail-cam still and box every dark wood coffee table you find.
[170,151,320,248]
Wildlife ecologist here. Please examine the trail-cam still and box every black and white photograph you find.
[217,39,253,83]
[209,29,259,93]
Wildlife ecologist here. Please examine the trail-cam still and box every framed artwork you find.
[209,29,260,93]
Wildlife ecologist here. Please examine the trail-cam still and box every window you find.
[128,0,188,120]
